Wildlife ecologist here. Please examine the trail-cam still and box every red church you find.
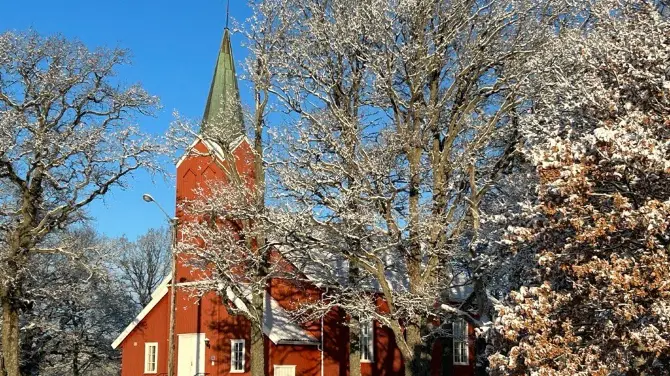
[111,27,476,376]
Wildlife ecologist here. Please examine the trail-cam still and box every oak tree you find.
[0,31,163,376]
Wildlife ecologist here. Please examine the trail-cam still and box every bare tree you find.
[116,228,171,309]
[0,31,164,376]
[252,0,563,374]
[171,1,565,375]
[20,227,135,376]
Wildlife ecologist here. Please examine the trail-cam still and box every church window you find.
[360,321,374,362]
[453,319,469,365]
[231,339,245,372]
[144,342,158,373]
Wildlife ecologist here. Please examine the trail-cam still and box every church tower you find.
[174,25,253,281]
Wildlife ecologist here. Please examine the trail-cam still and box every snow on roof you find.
[278,244,349,287]
[224,283,317,344]
[225,285,251,314]
[262,292,318,345]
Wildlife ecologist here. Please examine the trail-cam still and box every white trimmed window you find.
[360,321,374,362]
[144,342,158,373]
[453,319,468,365]
[230,339,245,373]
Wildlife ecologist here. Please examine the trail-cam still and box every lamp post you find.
[143,194,177,376]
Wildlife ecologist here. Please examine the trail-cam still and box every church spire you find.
[201,26,244,140]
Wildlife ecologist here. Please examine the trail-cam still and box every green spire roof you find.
[202,28,244,139]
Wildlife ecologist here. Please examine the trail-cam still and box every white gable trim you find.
[175,135,251,169]
[111,275,171,349]
[228,134,248,152]
[175,138,202,169]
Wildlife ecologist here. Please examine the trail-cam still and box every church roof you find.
[201,28,244,139]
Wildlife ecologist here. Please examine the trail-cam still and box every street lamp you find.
[143,193,178,376]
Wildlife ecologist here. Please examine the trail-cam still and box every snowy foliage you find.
[176,180,276,327]
[489,1,670,374]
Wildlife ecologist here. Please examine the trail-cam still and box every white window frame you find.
[274,365,296,376]
[453,319,469,365]
[230,339,245,373]
[360,320,374,363]
[144,342,158,374]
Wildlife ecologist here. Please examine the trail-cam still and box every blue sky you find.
[1,0,254,240]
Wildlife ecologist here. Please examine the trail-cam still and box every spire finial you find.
[225,0,230,29]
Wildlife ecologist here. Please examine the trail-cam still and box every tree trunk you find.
[249,321,265,376]
[72,349,79,376]
[403,322,430,376]
[1,299,21,376]
[249,60,268,376]
[349,316,361,376]
[403,122,431,376]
